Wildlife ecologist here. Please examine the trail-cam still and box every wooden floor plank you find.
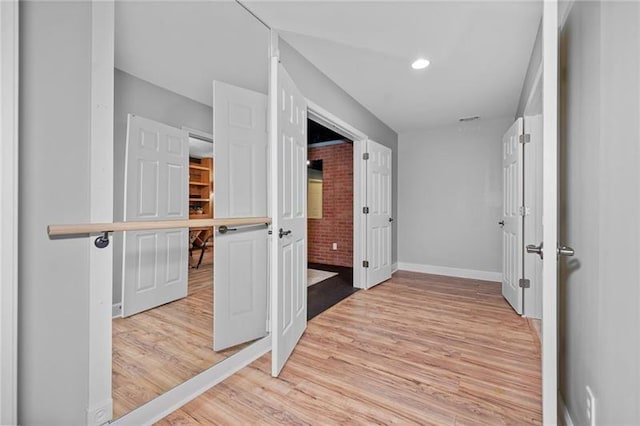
[112,250,245,419]
[156,271,541,425]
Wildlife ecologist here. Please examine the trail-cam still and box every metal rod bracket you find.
[94,231,110,249]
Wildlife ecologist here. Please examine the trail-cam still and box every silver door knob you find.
[526,242,543,259]
[557,246,575,257]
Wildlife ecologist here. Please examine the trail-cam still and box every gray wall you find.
[516,19,542,118]
[279,39,399,264]
[559,1,640,424]
[112,69,213,305]
[397,118,511,275]
[19,1,91,423]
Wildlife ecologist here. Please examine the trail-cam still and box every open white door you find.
[122,114,189,317]
[213,81,269,351]
[501,118,524,315]
[365,140,392,288]
[271,59,308,377]
[537,1,561,423]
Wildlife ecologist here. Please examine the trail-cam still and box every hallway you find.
[158,271,541,425]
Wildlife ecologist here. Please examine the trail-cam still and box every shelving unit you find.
[188,158,213,220]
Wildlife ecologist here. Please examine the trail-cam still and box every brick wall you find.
[308,142,353,267]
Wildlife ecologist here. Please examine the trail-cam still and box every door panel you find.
[366,140,392,288]
[272,59,308,377]
[213,226,268,350]
[214,81,268,219]
[213,81,269,351]
[122,115,189,317]
[501,118,524,314]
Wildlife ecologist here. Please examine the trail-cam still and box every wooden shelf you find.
[189,181,209,186]
[189,164,209,171]
[189,198,210,203]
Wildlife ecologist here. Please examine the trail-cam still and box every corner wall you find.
[19,2,92,422]
[397,117,512,280]
[308,143,353,267]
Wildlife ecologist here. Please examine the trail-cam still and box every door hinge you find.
[362,260,369,268]
[363,152,370,160]
[519,206,531,216]
[363,206,369,214]
[519,133,531,144]
[519,278,531,288]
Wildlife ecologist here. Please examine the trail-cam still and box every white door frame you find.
[541,0,559,423]
[89,3,272,424]
[306,100,368,289]
[0,1,19,423]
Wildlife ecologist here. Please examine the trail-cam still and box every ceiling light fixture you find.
[411,58,430,70]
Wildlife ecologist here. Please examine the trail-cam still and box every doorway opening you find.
[306,118,358,319]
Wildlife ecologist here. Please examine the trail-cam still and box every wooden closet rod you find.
[47,217,272,237]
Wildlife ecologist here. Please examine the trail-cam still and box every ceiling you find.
[244,1,541,132]
[115,1,269,107]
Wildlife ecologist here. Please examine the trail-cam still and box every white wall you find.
[19,2,92,423]
[559,1,640,424]
[397,117,512,280]
[279,39,399,264]
[112,69,213,305]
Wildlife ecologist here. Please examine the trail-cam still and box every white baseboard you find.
[112,303,122,318]
[559,393,575,426]
[396,262,502,282]
[112,335,271,425]
[391,262,398,274]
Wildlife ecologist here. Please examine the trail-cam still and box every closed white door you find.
[365,140,392,288]
[271,59,308,377]
[122,114,189,317]
[539,1,560,422]
[213,81,269,351]
[501,118,524,314]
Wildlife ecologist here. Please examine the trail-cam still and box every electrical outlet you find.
[332,243,338,250]
[586,385,596,426]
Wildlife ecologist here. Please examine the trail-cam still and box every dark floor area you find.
[307,263,358,320]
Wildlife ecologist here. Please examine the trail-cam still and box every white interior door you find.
[271,59,307,377]
[365,140,392,288]
[122,114,189,317]
[523,82,543,320]
[540,1,559,422]
[501,118,524,315]
[213,81,269,351]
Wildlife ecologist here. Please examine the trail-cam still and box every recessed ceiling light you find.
[411,58,430,70]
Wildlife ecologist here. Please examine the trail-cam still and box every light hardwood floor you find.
[112,250,243,419]
[157,270,542,425]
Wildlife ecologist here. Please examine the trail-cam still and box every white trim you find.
[558,394,575,426]
[112,303,122,319]
[306,100,369,290]
[112,336,271,426]
[87,2,115,424]
[0,1,19,424]
[397,262,502,283]
[391,263,398,274]
[182,126,213,143]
